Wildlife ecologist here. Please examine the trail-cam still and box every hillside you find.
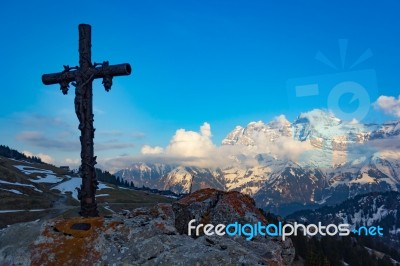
[0,189,295,265]
[0,154,174,229]
[285,191,400,265]
[288,191,400,247]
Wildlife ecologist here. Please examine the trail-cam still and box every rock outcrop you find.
[173,188,267,234]
[0,189,295,265]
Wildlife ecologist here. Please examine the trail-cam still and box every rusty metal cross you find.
[42,24,131,216]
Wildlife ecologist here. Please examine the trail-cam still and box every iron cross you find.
[42,24,131,217]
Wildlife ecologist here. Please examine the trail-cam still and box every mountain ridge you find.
[116,109,400,215]
[287,191,400,247]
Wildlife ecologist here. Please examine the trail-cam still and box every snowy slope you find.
[13,165,64,184]
[52,177,113,200]
[288,191,400,247]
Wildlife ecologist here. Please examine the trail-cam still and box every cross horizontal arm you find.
[42,63,131,85]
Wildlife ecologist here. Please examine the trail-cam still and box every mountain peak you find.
[247,120,266,127]
[222,116,292,146]
[296,109,341,126]
[269,114,290,126]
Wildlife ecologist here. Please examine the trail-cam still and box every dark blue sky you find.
[1,0,399,167]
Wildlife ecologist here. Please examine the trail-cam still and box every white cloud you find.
[23,150,54,164]
[267,136,314,160]
[136,123,218,168]
[23,151,33,157]
[107,117,385,171]
[375,150,400,160]
[273,114,290,126]
[37,153,54,164]
[300,109,337,124]
[134,121,313,168]
[141,145,164,155]
[62,158,81,169]
[78,112,400,173]
[349,118,359,125]
[373,95,400,117]
[65,158,80,164]
[165,122,215,158]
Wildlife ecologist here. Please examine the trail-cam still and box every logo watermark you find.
[287,39,378,122]
[286,39,380,167]
[188,219,383,241]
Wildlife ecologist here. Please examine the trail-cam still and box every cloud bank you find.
[137,122,219,168]
[373,95,400,117]
[16,131,136,152]
[23,150,54,164]
[100,119,316,172]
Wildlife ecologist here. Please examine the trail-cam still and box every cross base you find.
[79,202,99,217]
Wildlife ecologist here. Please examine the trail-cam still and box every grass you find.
[96,186,175,204]
[0,155,175,228]
[0,156,60,211]
[0,210,50,228]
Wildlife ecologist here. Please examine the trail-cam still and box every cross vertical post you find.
[42,24,132,217]
[77,24,97,216]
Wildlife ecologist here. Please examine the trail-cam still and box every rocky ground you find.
[0,188,295,265]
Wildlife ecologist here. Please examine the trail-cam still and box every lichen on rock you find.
[0,188,295,265]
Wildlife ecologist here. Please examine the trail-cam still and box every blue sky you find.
[1,1,399,169]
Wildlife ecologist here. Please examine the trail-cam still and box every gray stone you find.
[0,189,295,265]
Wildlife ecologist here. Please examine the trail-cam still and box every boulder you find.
[0,189,295,265]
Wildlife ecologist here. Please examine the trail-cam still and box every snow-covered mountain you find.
[369,120,400,139]
[115,109,400,215]
[158,166,225,193]
[223,110,376,149]
[117,163,174,188]
[221,115,292,146]
[287,191,400,247]
[324,154,400,205]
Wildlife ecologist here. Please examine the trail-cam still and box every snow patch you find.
[0,180,42,193]
[14,165,63,184]
[30,174,63,184]
[96,194,109,197]
[0,209,46,213]
[0,188,24,195]
[52,177,113,200]
[51,177,81,200]
[350,173,376,184]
